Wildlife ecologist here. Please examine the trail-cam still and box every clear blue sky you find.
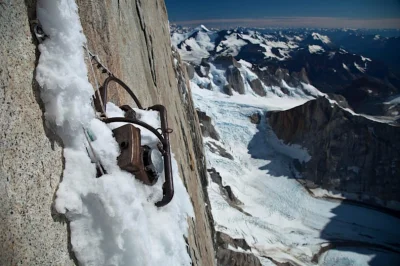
[165,0,400,28]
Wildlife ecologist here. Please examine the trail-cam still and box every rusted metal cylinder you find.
[103,115,174,207]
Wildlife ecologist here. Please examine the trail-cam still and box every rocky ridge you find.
[268,96,400,210]
[171,26,400,118]
[216,232,262,266]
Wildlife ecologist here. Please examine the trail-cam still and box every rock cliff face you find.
[338,77,400,117]
[0,0,215,265]
[0,1,73,265]
[268,97,400,210]
[216,232,261,266]
[226,66,245,94]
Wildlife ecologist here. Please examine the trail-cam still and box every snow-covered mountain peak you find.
[308,44,325,54]
[312,32,331,44]
[171,26,400,108]
[198,24,210,32]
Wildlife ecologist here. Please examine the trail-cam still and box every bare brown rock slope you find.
[0,0,215,265]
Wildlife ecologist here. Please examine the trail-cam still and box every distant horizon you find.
[166,0,400,30]
[170,17,400,30]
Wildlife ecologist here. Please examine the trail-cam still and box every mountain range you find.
[171,24,400,265]
[171,25,400,118]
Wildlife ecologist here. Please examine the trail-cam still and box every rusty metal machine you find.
[94,76,174,207]
[32,20,174,207]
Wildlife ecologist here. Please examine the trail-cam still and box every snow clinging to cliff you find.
[36,0,193,265]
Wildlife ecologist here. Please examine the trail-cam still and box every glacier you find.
[175,25,400,264]
[191,82,400,265]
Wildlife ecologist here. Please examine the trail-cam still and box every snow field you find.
[173,24,400,265]
[190,82,400,266]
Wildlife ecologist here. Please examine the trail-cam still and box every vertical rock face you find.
[196,110,220,141]
[1,0,215,265]
[171,48,216,266]
[0,1,74,265]
[226,66,245,94]
[248,78,265,96]
[268,97,400,209]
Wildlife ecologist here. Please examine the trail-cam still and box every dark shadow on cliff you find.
[246,112,296,178]
[246,112,400,265]
[25,1,77,265]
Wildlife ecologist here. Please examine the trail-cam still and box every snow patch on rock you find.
[308,45,325,54]
[36,1,193,265]
[312,32,331,44]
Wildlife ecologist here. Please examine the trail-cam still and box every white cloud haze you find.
[173,17,400,29]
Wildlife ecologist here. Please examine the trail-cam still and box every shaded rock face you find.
[185,63,195,79]
[172,50,216,265]
[248,78,265,96]
[217,249,262,266]
[298,67,311,84]
[327,93,351,109]
[275,68,290,81]
[196,110,220,140]
[268,97,400,209]
[206,142,234,160]
[216,232,251,251]
[226,66,245,94]
[236,43,267,63]
[337,77,400,117]
[223,84,233,96]
[214,55,242,69]
[1,0,215,265]
[197,110,233,160]
[216,232,262,266]
[253,66,281,88]
[253,65,307,93]
[207,168,251,217]
[195,59,211,78]
[208,168,242,206]
[332,34,400,72]
[249,112,261,124]
[282,49,400,94]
